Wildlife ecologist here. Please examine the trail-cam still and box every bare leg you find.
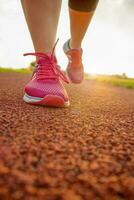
[21,0,62,53]
[62,1,99,84]
[69,1,98,49]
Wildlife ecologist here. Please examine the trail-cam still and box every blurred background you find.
[0,0,134,77]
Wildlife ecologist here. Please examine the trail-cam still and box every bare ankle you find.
[69,39,82,49]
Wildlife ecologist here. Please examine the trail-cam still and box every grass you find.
[0,67,31,74]
[87,75,134,89]
[0,67,134,89]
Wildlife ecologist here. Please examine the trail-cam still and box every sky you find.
[0,0,134,77]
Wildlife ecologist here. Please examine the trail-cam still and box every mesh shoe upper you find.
[63,39,84,83]
[24,40,69,102]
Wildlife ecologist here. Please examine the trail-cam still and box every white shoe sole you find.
[23,93,70,107]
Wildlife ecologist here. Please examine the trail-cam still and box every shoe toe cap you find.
[67,67,84,83]
[24,81,69,101]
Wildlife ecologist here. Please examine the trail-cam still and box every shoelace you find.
[23,39,69,84]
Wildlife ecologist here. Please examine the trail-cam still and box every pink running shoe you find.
[23,40,70,107]
[63,39,84,84]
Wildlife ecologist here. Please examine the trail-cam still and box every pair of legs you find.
[21,0,99,107]
[21,0,98,53]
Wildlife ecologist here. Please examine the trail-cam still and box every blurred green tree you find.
[28,61,36,71]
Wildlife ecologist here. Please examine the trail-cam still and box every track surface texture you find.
[0,73,134,200]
